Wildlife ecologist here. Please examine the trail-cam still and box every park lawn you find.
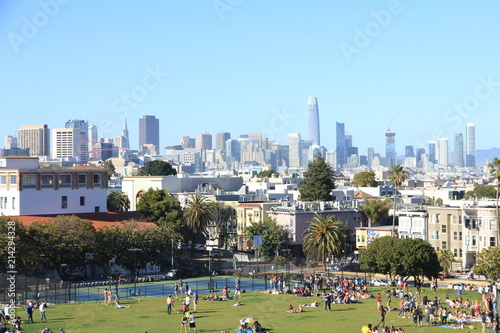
[15,286,484,333]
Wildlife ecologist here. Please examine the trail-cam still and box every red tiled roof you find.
[14,211,157,229]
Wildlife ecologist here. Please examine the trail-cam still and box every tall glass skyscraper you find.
[454,133,464,167]
[466,123,475,167]
[385,131,396,167]
[336,122,346,167]
[306,97,320,145]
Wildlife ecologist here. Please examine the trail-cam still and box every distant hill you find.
[476,148,500,166]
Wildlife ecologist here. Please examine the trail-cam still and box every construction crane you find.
[387,118,393,132]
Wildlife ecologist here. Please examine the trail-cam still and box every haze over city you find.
[1,1,500,155]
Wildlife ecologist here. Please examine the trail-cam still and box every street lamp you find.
[36,254,46,300]
[128,248,142,296]
[60,264,71,303]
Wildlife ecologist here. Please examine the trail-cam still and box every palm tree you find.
[107,191,130,212]
[184,194,212,256]
[360,198,392,227]
[389,165,408,235]
[437,249,454,273]
[302,214,349,270]
[487,157,500,243]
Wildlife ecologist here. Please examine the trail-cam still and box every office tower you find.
[216,132,231,150]
[359,155,368,166]
[302,140,313,167]
[5,136,17,149]
[385,131,396,167]
[139,115,160,152]
[437,138,449,166]
[416,148,425,163]
[51,127,88,163]
[248,132,263,146]
[288,133,302,168]
[196,133,213,150]
[336,122,346,167]
[405,146,414,158]
[428,141,437,164]
[326,150,336,168]
[306,97,320,145]
[454,133,464,167]
[180,136,195,149]
[466,123,475,167]
[367,147,375,168]
[65,119,88,129]
[18,124,50,156]
[121,118,130,150]
[87,125,98,161]
[345,134,353,151]
[94,142,115,161]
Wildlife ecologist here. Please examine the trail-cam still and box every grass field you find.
[10,285,487,333]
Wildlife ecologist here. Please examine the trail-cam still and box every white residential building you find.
[0,156,108,216]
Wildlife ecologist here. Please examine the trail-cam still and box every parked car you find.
[166,269,178,279]
[452,282,467,290]
[327,264,341,271]
[371,278,389,286]
[343,263,361,272]
[187,244,205,251]
[405,280,431,288]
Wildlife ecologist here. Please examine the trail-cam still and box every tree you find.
[245,219,288,258]
[136,188,183,229]
[360,198,392,227]
[437,249,454,272]
[138,160,177,176]
[487,157,500,242]
[360,237,441,287]
[464,185,496,200]
[389,165,408,233]
[257,169,278,178]
[107,191,131,212]
[103,159,116,176]
[351,171,378,187]
[184,194,212,256]
[473,246,500,283]
[299,153,335,201]
[302,214,349,270]
[206,202,235,248]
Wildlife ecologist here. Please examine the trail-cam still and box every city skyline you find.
[1,2,500,155]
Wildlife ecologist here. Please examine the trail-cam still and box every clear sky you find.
[1,0,500,156]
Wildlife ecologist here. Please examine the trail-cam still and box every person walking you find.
[193,292,199,311]
[377,305,386,328]
[25,304,34,323]
[39,301,48,322]
[166,294,174,314]
[180,314,188,333]
[188,313,196,332]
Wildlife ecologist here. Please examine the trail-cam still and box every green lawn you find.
[12,286,485,333]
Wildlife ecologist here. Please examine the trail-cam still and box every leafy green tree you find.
[273,255,287,268]
[437,249,454,272]
[299,153,335,201]
[107,191,131,212]
[351,171,378,187]
[138,160,177,176]
[302,214,349,270]
[360,237,440,287]
[360,198,392,227]
[257,169,278,178]
[389,165,408,233]
[434,198,444,206]
[103,159,116,176]
[487,157,500,242]
[464,185,496,200]
[136,188,183,229]
[473,246,500,283]
[245,219,288,258]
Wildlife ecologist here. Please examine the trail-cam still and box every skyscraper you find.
[367,147,375,168]
[121,118,130,150]
[466,123,475,167]
[215,132,231,150]
[437,138,448,167]
[428,141,437,164]
[52,127,88,163]
[18,124,50,157]
[336,122,346,167]
[65,119,88,129]
[385,131,396,167]
[405,146,414,158]
[195,133,212,150]
[288,133,302,168]
[454,133,464,167]
[306,97,320,145]
[139,115,160,152]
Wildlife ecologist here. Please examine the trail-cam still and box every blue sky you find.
[1,0,500,156]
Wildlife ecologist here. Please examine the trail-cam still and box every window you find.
[93,174,101,184]
[80,196,85,206]
[11,197,15,210]
[95,206,100,213]
[453,248,458,257]
[459,232,462,241]
[472,235,476,246]
[62,196,68,209]
[459,248,463,258]
[0,196,3,209]
[441,224,447,233]
[41,175,54,187]
[490,220,497,230]
[59,174,71,187]
[22,174,36,188]
[458,216,462,224]
[490,237,496,247]
[442,241,447,250]
[0,175,6,184]
[10,175,17,185]
[453,231,458,241]
[78,174,87,186]
[436,214,440,223]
